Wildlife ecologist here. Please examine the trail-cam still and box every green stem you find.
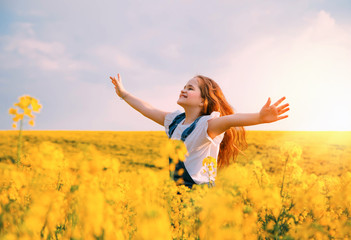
[16,119,23,166]
[57,172,62,191]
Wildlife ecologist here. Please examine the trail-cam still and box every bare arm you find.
[207,97,290,139]
[110,74,170,126]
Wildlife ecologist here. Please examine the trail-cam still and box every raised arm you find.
[207,97,290,139]
[110,74,170,126]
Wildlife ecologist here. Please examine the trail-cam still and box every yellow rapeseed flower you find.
[177,168,184,176]
[12,123,17,129]
[31,98,42,112]
[8,108,17,115]
[280,141,302,163]
[12,113,24,122]
[169,163,175,172]
[135,204,172,240]
[24,108,32,116]
[202,156,217,185]
[17,95,31,109]
[176,178,184,185]
[9,95,42,129]
[202,156,216,166]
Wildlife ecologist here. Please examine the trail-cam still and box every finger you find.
[277,103,289,111]
[117,73,123,83]
[277,115,288,120]
[279,108,290,115]
[264,97,271,107]
[110,76,118,85]
[273,96,286,107]
[111,80,117,87]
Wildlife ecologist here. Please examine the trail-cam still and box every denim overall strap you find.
[180,116,203,141]
[168,113,204,188]
[168,112,186,138]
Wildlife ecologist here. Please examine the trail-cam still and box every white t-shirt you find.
[164,110,225,184]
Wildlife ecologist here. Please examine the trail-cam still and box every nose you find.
[181,89,186,94]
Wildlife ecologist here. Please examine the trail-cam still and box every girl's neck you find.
[183,107,202,125]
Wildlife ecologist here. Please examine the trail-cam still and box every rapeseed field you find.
[1,130,351,239]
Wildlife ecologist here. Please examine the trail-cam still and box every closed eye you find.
[184,84,195,90]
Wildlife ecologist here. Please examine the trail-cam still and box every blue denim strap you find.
[180,116,203,141]
[168,112,186,138]
[168,112,204,141]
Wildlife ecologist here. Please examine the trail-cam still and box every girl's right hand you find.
[110,74,128,99]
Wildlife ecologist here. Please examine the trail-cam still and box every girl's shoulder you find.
[199,111,221,122]
[209,111,221,118]
[195,111,221,130]
[195,111,224,144]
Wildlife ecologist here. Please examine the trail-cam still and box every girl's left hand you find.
[259,97,290,123]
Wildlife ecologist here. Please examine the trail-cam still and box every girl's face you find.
[177,77,204,108]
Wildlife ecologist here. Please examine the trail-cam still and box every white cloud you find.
[94,45,139,70]
[1,23,94,72]
[160,43,181,60]
[213,10,351,130]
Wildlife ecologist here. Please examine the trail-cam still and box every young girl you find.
[110,74,289,188]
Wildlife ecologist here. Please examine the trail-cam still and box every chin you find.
[177,99,185,107]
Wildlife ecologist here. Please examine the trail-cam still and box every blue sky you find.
[1,0,351,131]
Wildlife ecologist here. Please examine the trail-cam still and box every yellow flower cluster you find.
[163,139,188,185]
[202,156,217,186]
[8,95,42,128]
[0,131,351,239]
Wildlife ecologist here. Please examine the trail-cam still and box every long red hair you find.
[196,75,247,168]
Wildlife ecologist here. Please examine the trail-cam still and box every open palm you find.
[259,97,290,123]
